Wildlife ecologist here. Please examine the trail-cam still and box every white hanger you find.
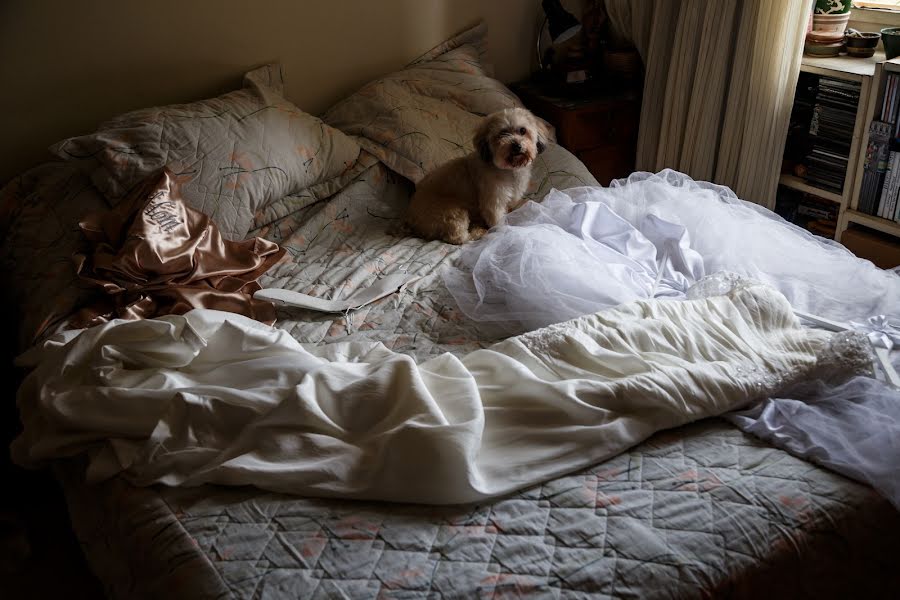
[794,309,900,389]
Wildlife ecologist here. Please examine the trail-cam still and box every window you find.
[853,1,900,9]
[850,4,900,28]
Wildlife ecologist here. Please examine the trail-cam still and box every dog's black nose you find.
[511,141,522,154]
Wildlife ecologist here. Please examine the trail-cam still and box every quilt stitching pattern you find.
[161,420,892,599]
[249,147,598,362]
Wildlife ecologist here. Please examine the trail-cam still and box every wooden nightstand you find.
[512,81,641,186]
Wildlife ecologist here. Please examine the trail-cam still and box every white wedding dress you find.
[443,170,900,508]
[12,281,870,505]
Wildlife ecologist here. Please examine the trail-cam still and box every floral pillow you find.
[323,22,523,183]
[51,64,361,240]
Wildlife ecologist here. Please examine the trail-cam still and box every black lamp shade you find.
[542,0,581,43]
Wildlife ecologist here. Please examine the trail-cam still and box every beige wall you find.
[0,0,581,185]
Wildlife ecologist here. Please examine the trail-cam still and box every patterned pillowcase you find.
[323,22,523,183]
[50,64,361,241]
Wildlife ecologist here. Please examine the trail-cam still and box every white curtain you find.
[605,0,812,208]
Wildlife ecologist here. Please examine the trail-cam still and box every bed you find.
[4,23,900,599]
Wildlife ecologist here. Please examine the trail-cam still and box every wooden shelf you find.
[785,54,900,244]
[878,56,900,74]
[800,51,884,81]
[778,174,844,204]
[844,209,900,236]
[792,53,888,242]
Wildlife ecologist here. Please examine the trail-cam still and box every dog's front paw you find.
[469,226,487,241]
[480,206,505,228]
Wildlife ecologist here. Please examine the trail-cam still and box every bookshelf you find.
[838,56,900,243]
[779,51,900,266]
[843,208,900,236]
[778,51,882,238]
[778,173,843,204]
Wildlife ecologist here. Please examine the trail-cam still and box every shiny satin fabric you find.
[71,169,286,328]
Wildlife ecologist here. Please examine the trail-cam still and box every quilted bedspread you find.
[59,420,900,599]
[248,147,597,361]
[8,145,900,598]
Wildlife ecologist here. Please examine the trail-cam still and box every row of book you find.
[859,124,900,223]
[859,73,900,223]
[803,77,860,193]
[878,72,900,136]
[858,120,891,215]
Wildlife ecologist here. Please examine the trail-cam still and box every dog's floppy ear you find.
[535,117,555,155]
[473,117,493,163]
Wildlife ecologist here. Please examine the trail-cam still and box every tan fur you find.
[405,108,554,244]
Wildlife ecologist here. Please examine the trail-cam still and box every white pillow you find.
[52,64,361,240]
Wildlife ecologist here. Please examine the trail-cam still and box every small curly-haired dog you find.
[405,108,553,244]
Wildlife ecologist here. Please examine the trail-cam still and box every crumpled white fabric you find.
[12,283,857,505]
[444,171,900,331]
[443,170,900,509]
[442,197,705,333]
[726,377,900,510]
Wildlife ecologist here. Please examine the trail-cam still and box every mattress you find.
[17,148,900,598]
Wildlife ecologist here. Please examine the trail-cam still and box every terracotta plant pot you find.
[810,13,852,44]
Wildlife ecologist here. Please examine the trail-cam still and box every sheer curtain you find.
[604,0,812,208]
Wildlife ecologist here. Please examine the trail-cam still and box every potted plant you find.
[808,0,853,44]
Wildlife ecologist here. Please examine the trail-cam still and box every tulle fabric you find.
[727,377,900,510]
[443,169,900,331]
[442,169,900,508]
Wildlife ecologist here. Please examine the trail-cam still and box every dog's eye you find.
[518,127,527,135]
